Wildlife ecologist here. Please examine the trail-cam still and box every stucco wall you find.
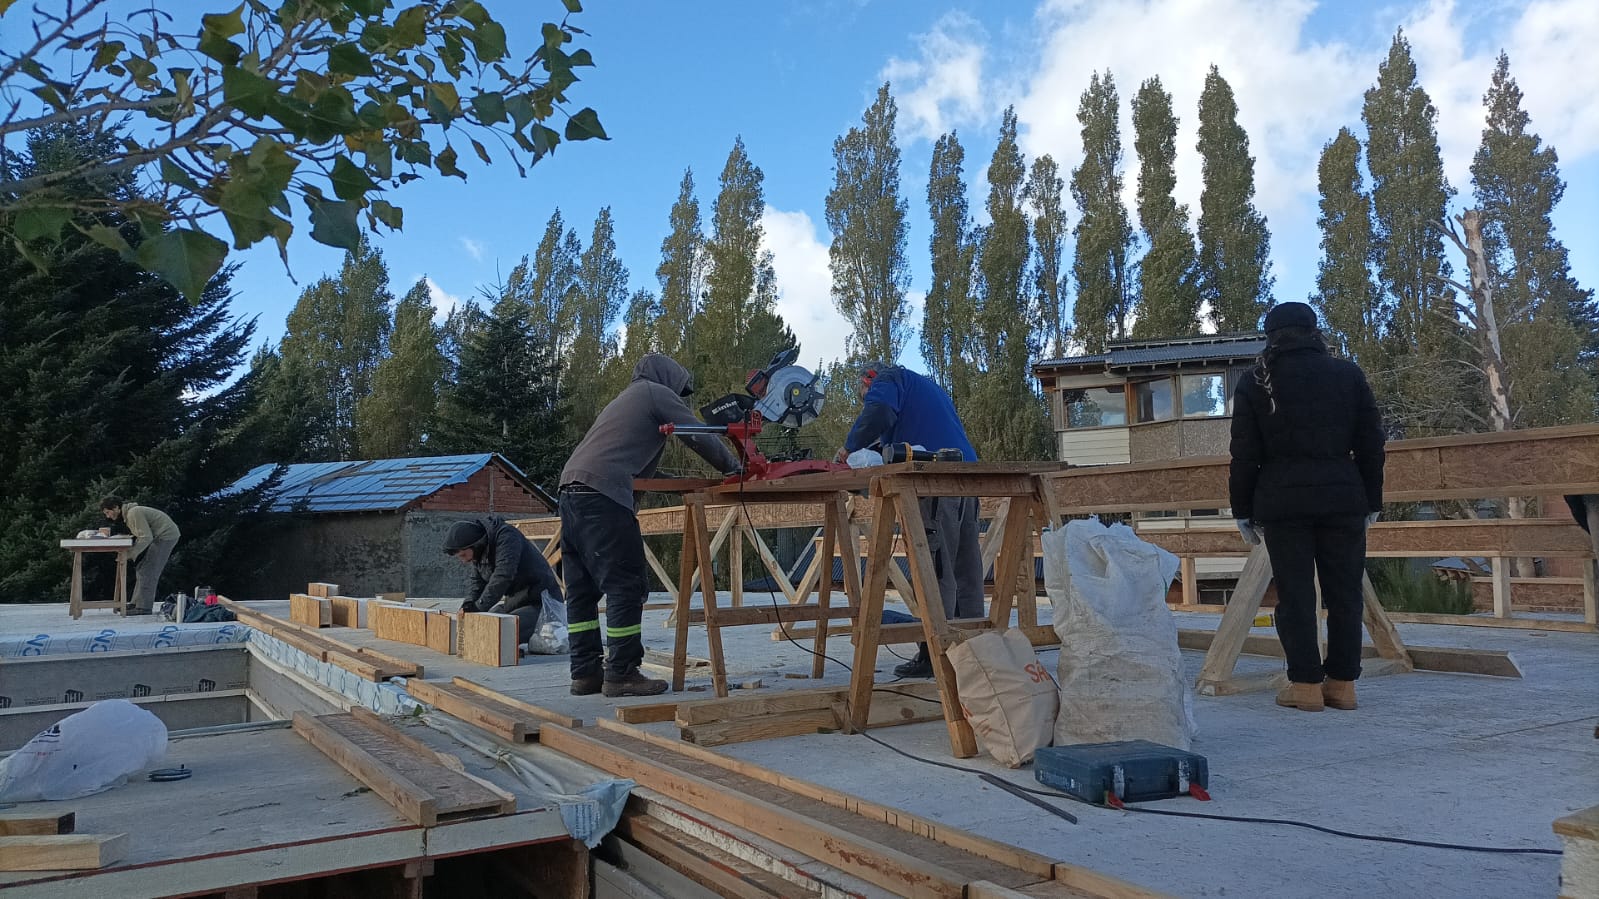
[404,511,482,598]
[243,512,406,599]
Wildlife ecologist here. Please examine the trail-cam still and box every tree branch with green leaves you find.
[0,0,608,300]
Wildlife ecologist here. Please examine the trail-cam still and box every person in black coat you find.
[1229,302,1385,712]
[443,518,565,651]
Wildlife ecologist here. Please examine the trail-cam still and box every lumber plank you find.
[617,812,793,898]
[406,678,538,741]
[0,834,127,871]
[459,612,518,667]
[537,722,972,899]
[1195,543,1273,691]
[1383,611,1597,633]
[329,595,368,628]
[679,708,840,746]
[0,812,74,836]
[352,646,422,679]
[615,702,680,724]
[450,676,584,728]
[293,711,436,825]
[425,610,457,655]
[685,604,858,627]
[290,593,332,628]
[677,686,855,725]
[307,582,339,598]
[1404,645,1523,678]
[592,718,1059,880]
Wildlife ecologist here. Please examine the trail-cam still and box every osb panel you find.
[1129,421,1181,463]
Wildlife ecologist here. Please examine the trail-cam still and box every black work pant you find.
[921,496,983,620]
[1262,516,1367,684]
[560,489,648,680]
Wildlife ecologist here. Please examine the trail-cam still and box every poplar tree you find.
[1471,52,1595,424]
[280,234,393,460]
[602,287,659,398]
[922,131,976,397]
[1311,128,1383,369]
[528,209,581,366]
[568,207,629,434]
[1363,30,1460,432]
[1131,76,1201,338]
[1025,154,1069,359]
[826,83,911,363]
[1196,66,1273,331]
[655,169,704,360]
[1071,71,1133,353]
[356,278,445,457]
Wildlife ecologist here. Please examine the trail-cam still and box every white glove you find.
[1365,511,1381,528]
[1235,519,1262,545]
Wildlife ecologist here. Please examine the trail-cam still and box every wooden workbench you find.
[59,537,133,619]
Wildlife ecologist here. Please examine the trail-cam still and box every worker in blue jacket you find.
[835,361,981,678]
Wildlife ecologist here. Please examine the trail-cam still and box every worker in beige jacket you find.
[100,496,180,616]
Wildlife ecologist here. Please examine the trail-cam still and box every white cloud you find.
[423,276,464,324]
[760,208,852,367]
[459,237,485,261]
[880,11,990,141]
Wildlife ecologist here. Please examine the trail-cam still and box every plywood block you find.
[352,646,422,679]
[289,593,332,628]
[372,603,431,647]
[378,591,406,602]
[617,812,799,898]
[460,612,518,667]
[329,595,368,628]
[0,812,74,836]
[679,708,840,746]
[307,582,339,598]
[425,611,457,655]
[0,834,127,870]
[615,702,679,724]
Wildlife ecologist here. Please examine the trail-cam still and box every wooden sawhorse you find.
[60,537,133,619]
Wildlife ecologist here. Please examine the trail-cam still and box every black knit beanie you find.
[443,520,487,554]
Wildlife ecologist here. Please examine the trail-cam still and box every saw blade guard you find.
[753,365,826,429]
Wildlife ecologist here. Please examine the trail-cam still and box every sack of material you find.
[524,589,570,655]
[947,629,1057,768]
[0,700,168,802]
[1044,518,1195,750]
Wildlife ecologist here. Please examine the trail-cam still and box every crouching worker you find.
[444,518,565,654]
[558,354,743,697]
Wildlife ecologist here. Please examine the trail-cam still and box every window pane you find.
[1134,379,1173,423]
[1062,386,1126,428]
[1181,373,1228,417]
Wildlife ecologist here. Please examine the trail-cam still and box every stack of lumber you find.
[615,683,945,747]
[405,676,580,742]
[219,597,420,681]
[0,812,126,871]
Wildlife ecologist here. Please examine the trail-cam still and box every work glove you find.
[1365,511,1381,529]
[1235,518,1262,546]
[486,601,507,615]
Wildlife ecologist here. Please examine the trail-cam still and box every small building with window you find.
[1033,334,1266,466]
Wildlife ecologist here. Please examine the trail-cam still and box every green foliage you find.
[601,287,659,399]
[527,209,582,365]
[655,169,704,360]
[1071,71,1133,353]
[1025,154,1069,359]
[568,206,629,436]
[1311,128,1382,369]
[356,277,446,457]
[826,83,911,363]
[279,235,393,459]
[922,131,976,399]
[1131,76,1200,338]
[1196,66,1273,332]
[1367,558,1475,615]
[0,1,606,300]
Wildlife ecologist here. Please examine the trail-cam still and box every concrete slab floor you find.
[8,597,1595,898]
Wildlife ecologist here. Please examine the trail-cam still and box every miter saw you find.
[659,347,849,482]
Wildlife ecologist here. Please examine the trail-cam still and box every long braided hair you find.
[1253,325,1328,415]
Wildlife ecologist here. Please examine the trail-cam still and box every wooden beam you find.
[617,812,794,899]
[406,678,540,741]
[1195,543,1273,694]
[614,702,679,724]
[1177,628,1518,677]
[1141,519,1598,559]
[1382,611,1597,633]
[680,708,840,746]
[0,834,127,871]
[459,612,518,667]
[450,676,583,728]
[0,812,74,837]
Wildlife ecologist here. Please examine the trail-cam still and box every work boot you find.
[1275,681,1325,712]
[1322,678,1357,710]
[570,675,603,696]
[603,669,668,698]
[893,643,933,679]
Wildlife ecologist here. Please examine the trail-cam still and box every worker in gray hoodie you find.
[558,354,742,697]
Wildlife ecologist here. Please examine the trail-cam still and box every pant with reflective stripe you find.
[559,490,649,680]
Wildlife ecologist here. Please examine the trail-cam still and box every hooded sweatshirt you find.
[559,354,741,510]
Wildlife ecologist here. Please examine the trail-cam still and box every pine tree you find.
[1071,71,1133,353]
[1470,51,1595,424]
[1311,128,1383,369]
[528,209,581,371]
[1196,65,1273,332]
[1363,30,1461,433]
[1024,154,1069,359]
[432,293,566,487]
[280,235,393,459]
[655,169,704,360]
[922,131,977,397]
[1131,76,1201,338]
[826,83,912,363]
[357,278,445,457]
[568,207,629,435]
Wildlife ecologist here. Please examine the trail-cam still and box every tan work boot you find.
[1322,678,1357,710]
[1275,682,1325,712]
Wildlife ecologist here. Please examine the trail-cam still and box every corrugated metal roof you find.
[229,454,536,513]
[1037,334,1265,370]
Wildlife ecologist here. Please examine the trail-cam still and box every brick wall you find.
[416,465,550,514]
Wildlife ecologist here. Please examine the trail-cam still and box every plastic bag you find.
[846,448,883,469]
[0,700,168,802]
[947,629,1057,768]
[1044,518,1196,750]
[524,589,569,655]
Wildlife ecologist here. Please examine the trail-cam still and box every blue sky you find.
[10,0,1598,370]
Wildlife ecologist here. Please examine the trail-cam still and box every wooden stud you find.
[0,812,74,836]
[459,612,519,667]
[617,812,794,899]
[689,496,729,697]
[1196,543,1274,694]
[0,834,127,871]
[615,702,679,724]
[1491,557,1513,619]
[847,491,899,732]
[377,591,407,603]
[729,520,744,609]
[680,708,840,746]
[746,524,799,605]
[450,677,583,728]
[290,593,332,628]
[1583,559,1598,628]
[405,678,542,741]
[1360,573,1413,668]
[1180,557,1199,607]
[307,582,339,598]
[1382,611,1596,633]
[425,610,457,655]
[811,498,837,680]
[671,508,698,692]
